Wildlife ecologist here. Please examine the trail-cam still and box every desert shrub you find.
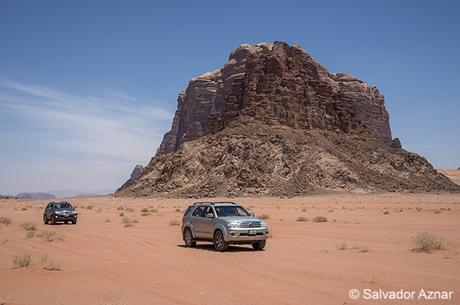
[301,207,307,212]
[258,214,270,220]
[86,205,93,210]
[100,295,126,305]
[119,212,124,217]
[140,208,149,213]
[37,231,65,242]
[313,216,328,222]
[0,296,8,305]
[169,220,180,226]
[125,207,134,212]
[337,242,347,250]
[13,254,32,268]
[383,210,390,215]
[150,208,158,213]
[0,217,12,225]
[43,260,62,271]
[175,208,181,213]
[104,218,111,222]
[296,216,308,222]
[21,222,37,231]
[141,212,151,216]
[413,232,445,253]
[26,231,36,238]
[122,216,137,227]
[117,206,124,210]
[21,207,28,211]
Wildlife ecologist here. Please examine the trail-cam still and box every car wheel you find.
[252,240,266,250]
[183,228,196,247]
[213,230,229,252]
[50,216,56,225]
[72,219,77,225]
[43,215,48,224]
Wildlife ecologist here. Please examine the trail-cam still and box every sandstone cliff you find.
[116,42,459,197]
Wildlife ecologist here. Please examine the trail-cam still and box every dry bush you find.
[43,260,62,271]
[125,208,134,212]
[104,218,111,222]
[86,205,93,210]
[100,295,126,305]
[0,216,12,225]
[37,231,65,242]
[169,220,180,226]
[150,208,158,213]
[296,216,308,222]
[140,208,149,213]
[141,212,151,216]
[175,208,181,213]
[13,254,32,268]
[313,216,328,222]
[21,222,37,231]
[122,216,137,227]
[0,296,8,305]
[413,232,445,253]
[383,210,390,215]
[119,212,124,217]
[26,231,36,239]
[117,206,124,210]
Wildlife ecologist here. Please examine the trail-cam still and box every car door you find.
[45,203,53,219]
[201,206,216,239]
[190,206,206,238]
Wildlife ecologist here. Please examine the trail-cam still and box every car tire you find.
[252,240,266,250]
[183,228,196,247]
[213,230,229,252]
[50,216,56,225]
[44,215,48,225]
[72,219,77,225]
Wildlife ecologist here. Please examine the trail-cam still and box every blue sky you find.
[0,0,459,195]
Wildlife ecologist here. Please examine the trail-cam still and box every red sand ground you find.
[0,193,459,305]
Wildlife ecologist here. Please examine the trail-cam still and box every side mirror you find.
[205,213,214,218]
[250,212,255,217]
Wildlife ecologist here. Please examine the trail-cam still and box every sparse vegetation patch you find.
[413,232,445,253]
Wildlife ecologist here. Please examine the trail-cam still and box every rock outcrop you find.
[119,165,145,190]
[116,42,460,197]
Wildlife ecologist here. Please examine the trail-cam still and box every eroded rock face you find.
[157,41,392,155]
[117,42,460,197]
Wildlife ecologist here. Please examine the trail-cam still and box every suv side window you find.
[192,206,205,217]
[204,206,214,216]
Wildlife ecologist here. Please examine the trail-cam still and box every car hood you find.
[220,216,262,223]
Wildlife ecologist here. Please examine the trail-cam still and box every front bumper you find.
[54,214,77,221]
[224,227,269,243]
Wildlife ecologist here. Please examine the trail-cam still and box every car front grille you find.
[239,221,261,228]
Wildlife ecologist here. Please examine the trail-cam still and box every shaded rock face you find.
[157,42,391,155]
[118,165,144,190]
[117,42,460,197]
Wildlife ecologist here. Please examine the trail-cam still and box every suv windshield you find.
[54,202,72,209]
[214,205,249,217]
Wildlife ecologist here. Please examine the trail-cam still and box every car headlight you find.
[260,220,267,227]
[54,211,64,215]
[226,222,240,228]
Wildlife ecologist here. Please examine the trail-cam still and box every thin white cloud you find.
[0,79,173,194]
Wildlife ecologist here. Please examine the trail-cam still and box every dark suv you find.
[43,201,78,225]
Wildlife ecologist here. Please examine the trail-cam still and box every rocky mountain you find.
[16,192,56,199]
[116,41,459,197]
[0,195,17,199]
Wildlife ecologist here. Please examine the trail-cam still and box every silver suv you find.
[181,202,269,251]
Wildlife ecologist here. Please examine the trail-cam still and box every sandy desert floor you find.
[1,193,460,305]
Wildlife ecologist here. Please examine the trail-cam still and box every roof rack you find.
[192,201,236,205]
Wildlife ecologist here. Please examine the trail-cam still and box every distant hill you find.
[16,192,56,199]
[437,169,460,186]
[0,195,17,199]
